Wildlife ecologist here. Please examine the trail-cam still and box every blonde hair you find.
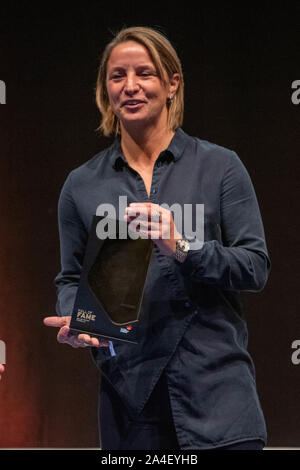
[95,26,184,136]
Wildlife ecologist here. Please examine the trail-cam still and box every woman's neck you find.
[120,122,175,169]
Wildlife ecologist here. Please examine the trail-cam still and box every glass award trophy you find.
[70,215,153,344]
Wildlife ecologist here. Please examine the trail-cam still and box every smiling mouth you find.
[122,100,145,107]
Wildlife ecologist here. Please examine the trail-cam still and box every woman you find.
[44,26,271,450]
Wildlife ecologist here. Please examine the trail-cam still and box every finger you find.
[134,220,159,233]
[123,214,143,224]
[126,208,149,221]
[127,218,157,232]
[129,202,150,207]
[57,325,71,343]
[129,202,162,215]
[78,335,109,348]
[69,337,81,348]
[77,334,93,346]
[129,202,158,208]
[127,207,170,228]
[90,337,101,347]
[44,316,70,328]
[65,333,83,348]
[123,214,135,221]
[79,336,108,348]
[127,224,150,239]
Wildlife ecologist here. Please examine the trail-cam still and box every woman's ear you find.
[169,73,180,97]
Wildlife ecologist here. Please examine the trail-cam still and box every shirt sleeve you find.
[53,173,116,357]
[178,150,271,292]
[54,172,88,316]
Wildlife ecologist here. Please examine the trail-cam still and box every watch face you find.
[178,239,189,252]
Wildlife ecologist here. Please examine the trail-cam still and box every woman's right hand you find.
[43,316,110,348]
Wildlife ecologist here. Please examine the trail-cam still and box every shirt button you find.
[184,301,190,308]
[151,188,157,194]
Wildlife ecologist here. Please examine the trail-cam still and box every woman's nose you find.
[124,75,139,94]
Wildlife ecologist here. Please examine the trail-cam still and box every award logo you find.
[76,309,96,324]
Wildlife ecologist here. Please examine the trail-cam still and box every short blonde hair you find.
[95,26,184,136]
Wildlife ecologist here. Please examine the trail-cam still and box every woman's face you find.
[106,41,177,130]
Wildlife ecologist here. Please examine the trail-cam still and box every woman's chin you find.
[120,115,152,130]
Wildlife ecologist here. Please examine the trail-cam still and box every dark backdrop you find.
[0,3,299,447]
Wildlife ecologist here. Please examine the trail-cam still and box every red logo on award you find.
[126,325,132,330]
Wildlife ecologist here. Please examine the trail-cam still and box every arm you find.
[179,151,271,292]
[45,172,109,348]
[54,172,88,316]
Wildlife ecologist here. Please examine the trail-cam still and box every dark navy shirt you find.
[54,127,271,449]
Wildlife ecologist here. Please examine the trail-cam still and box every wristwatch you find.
[174,238,190,263]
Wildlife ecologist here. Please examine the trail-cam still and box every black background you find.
[0,3,299,447]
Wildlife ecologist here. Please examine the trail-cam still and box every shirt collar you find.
[111,127,188,171]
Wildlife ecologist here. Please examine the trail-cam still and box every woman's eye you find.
[109,71,124,80]
[140,70,155,77]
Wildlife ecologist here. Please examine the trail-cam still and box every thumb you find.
[43,316,69,328]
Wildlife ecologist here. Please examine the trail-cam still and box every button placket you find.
[149,163,162,202]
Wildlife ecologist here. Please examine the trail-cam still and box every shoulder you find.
[71,143,115,179]
[180,128,239,170]
[190,133,236,162]
[62,142,116,191]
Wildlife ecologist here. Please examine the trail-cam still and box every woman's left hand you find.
[124,202,182,256]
